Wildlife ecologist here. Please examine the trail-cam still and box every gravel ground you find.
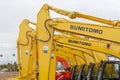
[0,72,18,80]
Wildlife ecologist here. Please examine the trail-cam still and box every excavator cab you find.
[84,63,100,80]
[98,61,120,80]
[83,61,120,80]
[79,63,95,80]
[85,63,96,80]
[77,64,86,80]
[70,65,79,80]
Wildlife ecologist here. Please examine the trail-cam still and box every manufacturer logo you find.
[68,39,91,46]
[70,25,103,34]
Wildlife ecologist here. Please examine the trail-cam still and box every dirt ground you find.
[0,72,18,80]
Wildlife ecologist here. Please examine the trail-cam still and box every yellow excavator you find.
[9,4,120,80]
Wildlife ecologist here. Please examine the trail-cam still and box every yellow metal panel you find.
[93,51,108,63]
[16,19,38,80]
[55,44,85,59]
[37,4,54,80]
[55,42,109,64]
[27,39,37,80]
[54,35,120,58]
[75,56,85,65]
[84,53,95,64]
[49,19,120,43]
[17,19,34,79]
[17,19,33,44]
[49,53,56,80]
[55,47,96,65]
[54,42,94,58]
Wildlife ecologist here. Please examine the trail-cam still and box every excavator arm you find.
[54,35,120,58]
[48,4,120,27]
[47,19,120,43]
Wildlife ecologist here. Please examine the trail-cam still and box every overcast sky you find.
[0,0,120,64]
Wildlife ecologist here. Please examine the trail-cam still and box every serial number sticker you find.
[43,45,48,53]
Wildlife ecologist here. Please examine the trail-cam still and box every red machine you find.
[56,56,71,80]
